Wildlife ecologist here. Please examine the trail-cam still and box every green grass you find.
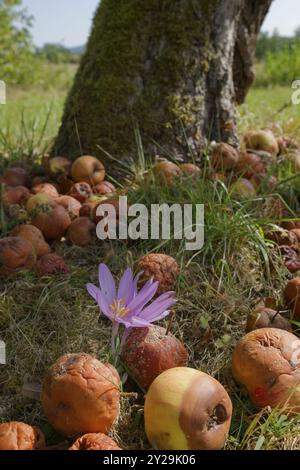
[239,85,300,138]
[1,71,300,449]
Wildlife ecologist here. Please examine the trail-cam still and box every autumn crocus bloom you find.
[87,264,176,350]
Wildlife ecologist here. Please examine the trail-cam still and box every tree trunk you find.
[54,0,272,170]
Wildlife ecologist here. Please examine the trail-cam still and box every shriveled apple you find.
[36,253,69,277]
[10,224,50,258]
[121,325,188,390]
[2,186,30,212]
[235,152,265,179]
[232,328,300,412]
[30,203,71,241]
[0,422,45,450]
[3,166,30,187]
[55,195,81,220]
[0,237,36,276]
[144,367,232,450]
[32,183,59,199]
[246,307,291,333]
[42,353,120,436]
[136,253,179,294]
[93,181,116,196]
[69,182,93,203]
[284,277,300,319]
[210,143,240,171]
[71,156,105,186]
[66,217,96,246]
[69,433,121,451]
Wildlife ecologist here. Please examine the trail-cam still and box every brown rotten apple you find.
[0,422,45,450]
[121,325,188,390]
[136,254,179,295]
[3,167,30,187]
[244,130,279,155]
[284,277,300,319]
[47,156,72,178]
[279,246,300,274]
[69,182,93,203]
[36,253,69,277]
[32,183,59,199]
[179,163,201,176]
[55,195,81,220]
[30,202,71,241]
[232,328,300,412]
[0,237,36,277]
[2,186,30,212]
[71,156,105,186]
[42,353,120,436]
[152,161,182,186]
[144,367,232,450]
[246,307,291,333]
[69,433,122,451]
[66,217,96,246]
[10,224,50,259]
[93,181,116,196]
[235,152,265,179]
[210,143,240,171]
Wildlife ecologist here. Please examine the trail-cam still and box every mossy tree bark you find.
[54,0,272,170]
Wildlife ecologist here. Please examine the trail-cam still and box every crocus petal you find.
[132,271,143,298]
[96,291,113,321]
[126,280,159,316]
[138,293,176,321]
[86,283,100,302]
[117,267,134,304]
[98,263,116,303]
[130,316,152,328]
[147,309,171,323]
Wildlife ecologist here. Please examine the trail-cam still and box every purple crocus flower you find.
[87,263,176,351]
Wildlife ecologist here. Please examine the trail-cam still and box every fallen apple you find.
[144,367,232,450]
[136,253,179,294]
[232,328,300,412]
[69,433,122,450]
[42,353,120,436]
[284,277,300,319]
[121,325,188,390]
[36,253,69,277]
[66,217,96,246]
[69,182,93,203]
[71,156,105,185]
[0,237,36,276]
[244,130,279,155]
[0,422,45,450]
[10,224,51,258]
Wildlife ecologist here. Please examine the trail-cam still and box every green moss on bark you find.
[54,0,219,163]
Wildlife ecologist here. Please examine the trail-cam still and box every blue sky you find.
[23,0,300,47]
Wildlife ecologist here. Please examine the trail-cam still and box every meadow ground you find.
[1,75,300,450]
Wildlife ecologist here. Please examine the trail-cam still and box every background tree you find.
[0,0,34,85]
[54,0,273,169]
